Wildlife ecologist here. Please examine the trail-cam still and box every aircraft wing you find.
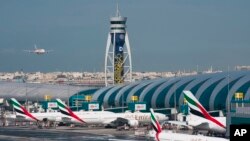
[103,117,136,127]
[166,120,193,129]
[193,122,210,130]
[102,118,120,125]
[14,115,32,122]
[61,117,74,123]
[167,120,188,126]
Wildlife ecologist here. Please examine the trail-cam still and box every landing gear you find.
[192,130,198,135]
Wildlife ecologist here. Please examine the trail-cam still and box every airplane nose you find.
[161,114,168,120]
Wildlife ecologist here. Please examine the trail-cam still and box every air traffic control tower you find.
[104,5,132,86]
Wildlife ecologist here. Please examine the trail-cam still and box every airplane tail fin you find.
[34,44,37,49]
[183,90,209,118]
[56,99,85,123]
[183,90,225,128]
[150,108,161,141]
[9,98,39,121]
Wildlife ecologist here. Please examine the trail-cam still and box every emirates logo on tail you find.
[10,98,39,121]
[56,99,85,124]
[183,91,226,129]
[150,108,162,141]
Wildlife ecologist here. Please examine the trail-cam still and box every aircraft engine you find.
[128,119,139,127]
[42,118,48,122]
[187,120,200,127]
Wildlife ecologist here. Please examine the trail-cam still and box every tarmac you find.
[0,126,150,141]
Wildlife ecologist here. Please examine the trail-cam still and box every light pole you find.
[76,89,79,111]
[174,73,177,121]
[122,92,124,112]
[227,68,230,113]
[76,86,81,111]
[67,76,70,108]
[25,76,28,111]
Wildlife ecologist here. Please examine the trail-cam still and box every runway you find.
[0,126,149,141]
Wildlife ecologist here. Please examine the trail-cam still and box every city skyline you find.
[0,0,250,72]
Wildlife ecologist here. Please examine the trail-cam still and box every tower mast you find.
[104,5,132,86]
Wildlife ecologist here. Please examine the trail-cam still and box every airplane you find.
[10,98,64,124]
[183,90,226,134]
[168,91,226,134]
[56,98,118,125]
[56,98,168,127]
[148,108,229,141]
[24,44,53,55]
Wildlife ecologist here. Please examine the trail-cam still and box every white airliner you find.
[148,108,229,141]
[168,91,226,134]
[184,90,226,133]
[10,98,63,123]
[56,98,168,127]
[24,44,53,55]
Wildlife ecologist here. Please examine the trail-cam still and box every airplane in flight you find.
[10,98,64,124]
[168,91,226,134]
[24,44,53,55]
[56,98,168,127]
[148,108,228,141]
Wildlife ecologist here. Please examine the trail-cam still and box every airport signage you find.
[134,104,146,110]
[88,103,99,110]
[47,102,58,108]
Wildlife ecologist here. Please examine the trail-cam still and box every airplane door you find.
[183,116,186,121]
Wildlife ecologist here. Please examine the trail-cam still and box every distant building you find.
[235,65,250,71]
[0,81,94,102]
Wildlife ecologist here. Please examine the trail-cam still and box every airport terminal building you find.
[0,82,91,102]
[87,71,250,112]
[1,71,250,112]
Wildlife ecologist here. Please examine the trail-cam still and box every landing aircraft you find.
[56,98,168,127]
[149,108,228,141]
[168,90,226,134]
[24,44,53,55]
[10,98,63,123]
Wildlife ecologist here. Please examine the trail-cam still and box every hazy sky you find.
[0,0,250,72]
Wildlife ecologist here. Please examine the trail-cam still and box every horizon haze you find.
[0,0,249,72]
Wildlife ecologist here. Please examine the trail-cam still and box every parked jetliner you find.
[56,98,118,125]
[183,90,226,134]
[148,108,228,141]
[24,44,53,55]
[10,98,63,123]
[168,91,226,134]
[56,98,168,127]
